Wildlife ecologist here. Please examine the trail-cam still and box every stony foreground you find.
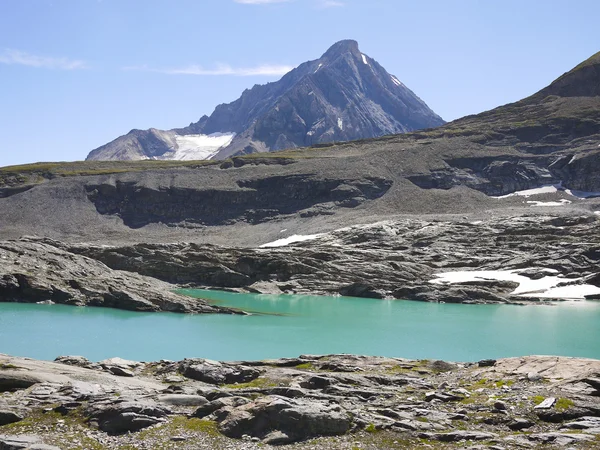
[0,354,599,449]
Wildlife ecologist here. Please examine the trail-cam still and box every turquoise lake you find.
[1,290,599,362]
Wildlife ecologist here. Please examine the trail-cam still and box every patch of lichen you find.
[294,362,317,370]
[0,362,21,370]
[555,397,575,411]
[223,376,282,390]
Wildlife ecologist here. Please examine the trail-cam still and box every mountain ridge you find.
[86,40,445,161]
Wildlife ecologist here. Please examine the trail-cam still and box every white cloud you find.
[124,63,294,77]
[0,49,87,70]
[318,0,345,7]
[234,0,291,4]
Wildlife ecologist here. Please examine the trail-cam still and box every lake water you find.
[1,290,599,362]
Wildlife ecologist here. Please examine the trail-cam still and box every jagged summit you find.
[321,39,360,58]
[87,40,445,161]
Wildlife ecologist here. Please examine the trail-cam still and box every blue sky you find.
[0,0,599,166]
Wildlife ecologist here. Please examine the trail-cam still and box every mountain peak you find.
[87,39,444,162]
[321,39,360,59]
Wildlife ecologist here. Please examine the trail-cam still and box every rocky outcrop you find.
[0,239,236,314]
[67,215,600,303]
[0,353,599,448]
[85,175,392,228]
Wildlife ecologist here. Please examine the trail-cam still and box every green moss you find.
[494,379,514,388]
[365,423,378,433]
[0,362,20,370]
[223,376,279,389]
[294,362,316,370]
[555,397,574,411]
[531,395,545,405]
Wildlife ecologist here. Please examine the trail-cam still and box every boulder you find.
[218,396,352,442]
[155,395,208,407]
[54,356,101,370]
[179,360,260,385]
[86,401,170,434]
[0,372,41,392]
[0,410,23,426]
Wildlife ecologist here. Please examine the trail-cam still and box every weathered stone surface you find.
[155,394,208,407]
[0,410,23,426]
[179,360,261,385]
[419,430,498,442]
[218,396,352,442]
[54,355,101,370]
[0,240,237,314]
[0,372,41,392]
[86,401,170,434]
[0,434,61,450]
[0,353,599,448]
[508,418,534,431]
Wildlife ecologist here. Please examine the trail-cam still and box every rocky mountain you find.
[86,40,445,161]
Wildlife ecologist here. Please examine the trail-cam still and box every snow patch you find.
[337,118,343,131]
[564,188,600,199]
[260,234,325,248]
[595,211,600,215]
[390,75,404,87]
[430,269,600,299]
[526,199,572,207]
[161,133,235,161]
[493,185,560,199]
[493,183,600,200]
[314,63,323,74]
[361,54,368,65]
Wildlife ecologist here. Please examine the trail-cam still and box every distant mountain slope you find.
[86,40,445,161]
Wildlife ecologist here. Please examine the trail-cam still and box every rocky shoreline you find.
[1,214,599,314]
[0,353,599,449]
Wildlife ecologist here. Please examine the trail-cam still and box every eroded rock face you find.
[85,175,392,228]
[0,239,236,314]
[68,215,600,304]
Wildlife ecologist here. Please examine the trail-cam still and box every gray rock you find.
[494,401,507,411]
[54,356,100,370]
[419,430,498,442]
[0,435,61,450]
[528,372,543,382]
[0,410,23,426]
[561,416,600,430]
[218,396,352,442]
[508,418,535,431]
[0,372,41,392]
[193,396,249,419]
[180,360,261,385]
[86,401,170,434]
[155,394,208,407]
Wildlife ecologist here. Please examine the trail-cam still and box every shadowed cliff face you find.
[85,175,392,228]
